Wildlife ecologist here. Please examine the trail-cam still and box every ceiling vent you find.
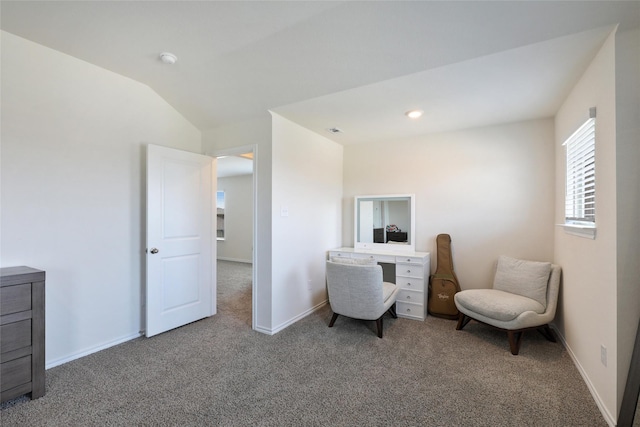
[326,127,343,134]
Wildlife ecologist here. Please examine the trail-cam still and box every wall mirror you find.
[354,194,415,252]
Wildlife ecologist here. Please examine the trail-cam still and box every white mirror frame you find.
[354,194,416,253]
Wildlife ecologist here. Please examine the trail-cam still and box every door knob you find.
[150,248,159,254]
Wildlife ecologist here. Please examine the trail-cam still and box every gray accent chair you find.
[454,256,561,355]
[326,259,399,338]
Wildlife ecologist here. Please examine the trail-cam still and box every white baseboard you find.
[44,300,326,369]
[550,324,617,427]
[253,324,275,335]
[45,332,142,370]
[217,257,252,264]
[257,300,328,336]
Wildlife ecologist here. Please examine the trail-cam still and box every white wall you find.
[202,117,273,333]
[217,174,253,263]
[553,30,618,422]
[343,119,556,288]
[615,26,640,419]
[0,32,202,367]
[271,113,343,331]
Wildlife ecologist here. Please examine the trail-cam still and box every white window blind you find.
[563,116,595,224]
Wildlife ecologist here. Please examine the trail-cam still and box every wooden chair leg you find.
[538,325,556,342]
[456,313,471,330]
[329,312,339,327]
[389,303,398,319]
[507,330,523,355]
[376,317,383,338]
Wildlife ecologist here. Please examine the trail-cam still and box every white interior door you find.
[146,144,216,337]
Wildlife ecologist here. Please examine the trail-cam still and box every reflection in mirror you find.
[355,194,415,252]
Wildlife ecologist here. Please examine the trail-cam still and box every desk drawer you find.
[398,289,424,305]
[328,251,352,260]
[0,284,31,316]
[396,256,425,265]
[396,301,424,320]
[396,264,424,279]
[395,277,425,292]
[352,253,396,264]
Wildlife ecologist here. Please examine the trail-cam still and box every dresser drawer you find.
[1,319,32,354]
[396,301,424,320]
[0,284,31,316]
[398,289,424,305]
[395,277,425,292]
[0,355,31,393]
[396,264,424,279]
[0,267,45,403]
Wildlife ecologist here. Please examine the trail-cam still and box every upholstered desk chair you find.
[326,259,399,338]
[454,256,561,355]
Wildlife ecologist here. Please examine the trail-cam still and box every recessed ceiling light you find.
[159,52,178,64]
[405,110,423,119]
[327,127,343,134]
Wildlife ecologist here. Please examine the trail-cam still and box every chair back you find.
[544,264,561,316]
[326,261,385,320]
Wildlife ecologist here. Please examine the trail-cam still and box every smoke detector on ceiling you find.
[159,52,178,64]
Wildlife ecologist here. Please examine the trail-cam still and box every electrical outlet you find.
[601,344,607,367]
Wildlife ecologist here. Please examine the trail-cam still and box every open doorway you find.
[214,147,256,328]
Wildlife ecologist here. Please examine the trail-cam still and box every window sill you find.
[558,223,596,239]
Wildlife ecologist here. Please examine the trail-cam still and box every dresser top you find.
[1,266,45,286]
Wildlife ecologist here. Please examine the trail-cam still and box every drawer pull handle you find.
[406,296,411,300]
[406,308,411,312]
[407,270,411,273]
[406,259,411,262]
[407,282,411,286]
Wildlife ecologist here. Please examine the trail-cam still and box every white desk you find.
[328,247,431,321]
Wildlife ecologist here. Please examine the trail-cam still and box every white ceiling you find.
[273,25,615,144]
[1,1,639,146]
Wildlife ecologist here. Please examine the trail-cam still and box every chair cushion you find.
[493,256,551,308]
[331,256,377,266]
[382,282,396,302]
[455,289,545,322]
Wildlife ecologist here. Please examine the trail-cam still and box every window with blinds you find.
[564,116,595,225]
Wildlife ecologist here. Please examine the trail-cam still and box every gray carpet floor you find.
[1,260,605,426]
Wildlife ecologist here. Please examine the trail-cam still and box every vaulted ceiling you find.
[1,1,639,145]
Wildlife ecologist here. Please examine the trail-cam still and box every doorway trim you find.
[210,144,258,331]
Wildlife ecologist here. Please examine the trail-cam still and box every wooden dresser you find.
[0,266,45,402]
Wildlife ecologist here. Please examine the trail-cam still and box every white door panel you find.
[146,144,216,337]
